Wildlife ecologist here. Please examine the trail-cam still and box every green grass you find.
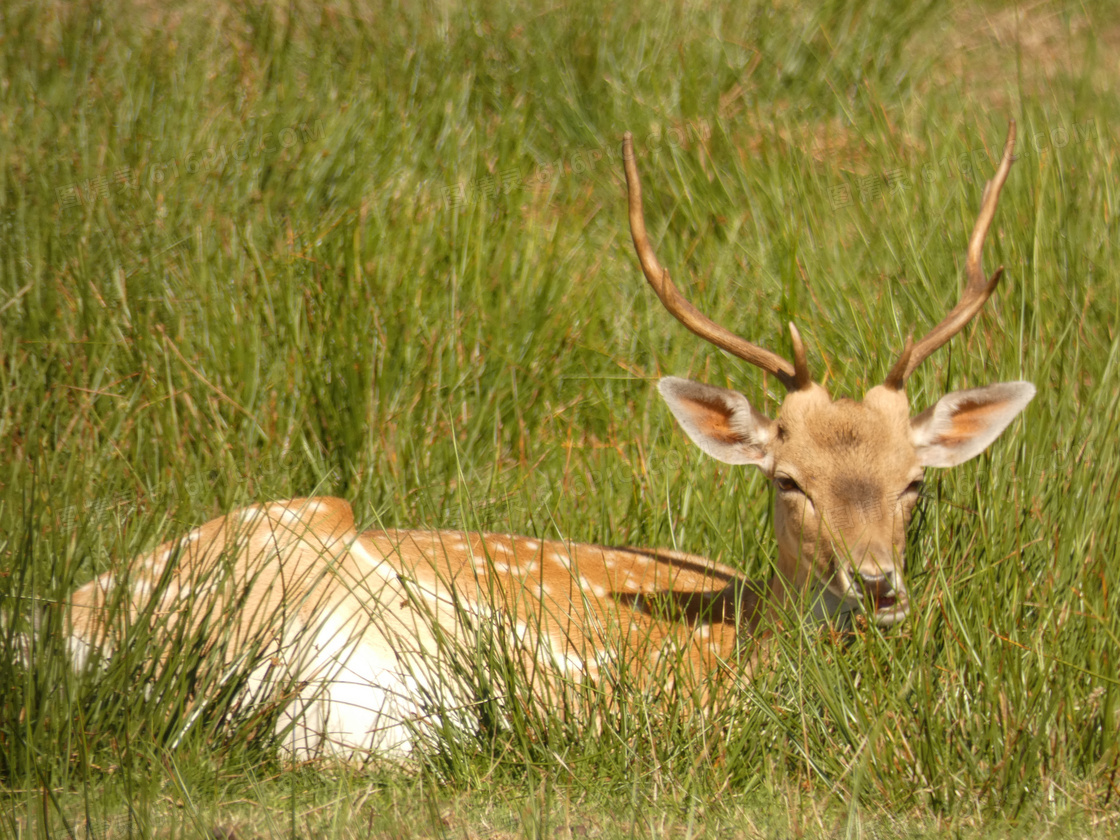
[2,0,1119,836]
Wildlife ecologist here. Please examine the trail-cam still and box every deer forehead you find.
[773,385,917,493]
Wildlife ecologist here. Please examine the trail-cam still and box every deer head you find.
[623,123,1035,627]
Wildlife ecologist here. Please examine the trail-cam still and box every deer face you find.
[767,385,919,625]
[624,122,1033,629]
[658,378,1035,626]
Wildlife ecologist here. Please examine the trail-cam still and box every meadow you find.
[1,0,1118,836]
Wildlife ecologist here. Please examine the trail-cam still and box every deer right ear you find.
[911,381,1036,468]
[658,377,776,471]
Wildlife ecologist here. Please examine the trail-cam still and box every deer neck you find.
[763,547,860,631]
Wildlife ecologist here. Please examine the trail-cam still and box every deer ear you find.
[658,377,776,471]
[911,381,1036,468]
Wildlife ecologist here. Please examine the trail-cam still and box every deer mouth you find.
[869,593,910,625]
[832,566,910,625]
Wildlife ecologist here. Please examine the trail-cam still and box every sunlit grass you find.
[1,0,1119,836]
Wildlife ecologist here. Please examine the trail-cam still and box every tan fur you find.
[64,497,762,758]
[766,385,920,618]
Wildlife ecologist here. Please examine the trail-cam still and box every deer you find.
[57,123,1034,761]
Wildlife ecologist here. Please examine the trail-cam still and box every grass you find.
[1,0,1119,836]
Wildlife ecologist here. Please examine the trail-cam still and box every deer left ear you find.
[658,377,777,472]
[911,381,1036,468]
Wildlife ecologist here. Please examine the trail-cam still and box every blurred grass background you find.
[1,0,1118,837]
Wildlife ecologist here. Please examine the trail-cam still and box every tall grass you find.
[1,0,1118,836]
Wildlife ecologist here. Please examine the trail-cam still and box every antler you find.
[623,132,810,392]
[886,121,1017,389]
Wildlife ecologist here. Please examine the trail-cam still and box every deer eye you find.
[775,476,803,495]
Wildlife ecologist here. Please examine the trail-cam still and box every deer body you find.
[66,497,760,758]
[58,124,1035,761]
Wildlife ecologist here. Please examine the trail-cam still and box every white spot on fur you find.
[521,539,539,551]
[492,561,511,575]
[551,552,572,570]
[692,624,711,640]
[594,647,616,667]
[461,599,497,621]
[239,507,262,524]
[491,542,512,556]
[578,576,608,599]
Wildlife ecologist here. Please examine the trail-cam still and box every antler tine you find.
[788,322,813,390]
[883,334,913,391]
[888,121,1017,388]
[623,132,801,391]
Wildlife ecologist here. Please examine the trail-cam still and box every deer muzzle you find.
[853,569,910,625]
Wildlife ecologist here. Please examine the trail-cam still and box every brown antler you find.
[887,121,1017,388]
[623,132,809,391]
